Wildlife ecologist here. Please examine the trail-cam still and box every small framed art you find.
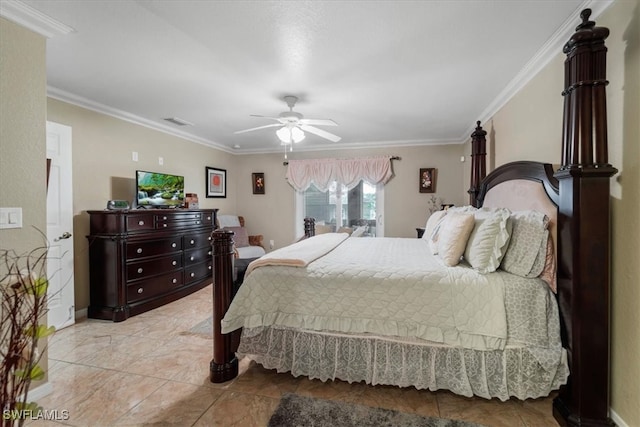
[206,167,227,198]
[419,168,437,193]
[252,172,265,194]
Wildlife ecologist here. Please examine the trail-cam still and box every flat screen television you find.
[135,170,185,208]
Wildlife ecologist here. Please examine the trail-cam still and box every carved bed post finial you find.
[304,217,316,238]
[553,9,617,427]
[210,229,239,383]
[468,120,487,207]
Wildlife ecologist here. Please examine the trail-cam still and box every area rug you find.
[268,393,486,427]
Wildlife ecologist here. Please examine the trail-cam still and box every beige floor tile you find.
[114,381,223,426]
[193,391,279,427]
[226,361,302,398]
[294,375,367,403]
[351,384,441,418]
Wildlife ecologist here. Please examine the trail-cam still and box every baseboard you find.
[75,307,88,320]
[610,409,629,427]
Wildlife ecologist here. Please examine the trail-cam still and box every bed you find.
[210,9,616,427]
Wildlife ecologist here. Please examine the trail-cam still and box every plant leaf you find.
[25,277,48,296]
[14,364,45,381]
[24,324,56,338]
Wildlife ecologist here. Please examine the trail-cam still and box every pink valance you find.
[285,156,394,191]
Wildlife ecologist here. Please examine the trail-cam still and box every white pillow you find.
[437,212,476,266]
[351,225,368,237]
[464,207,512,274]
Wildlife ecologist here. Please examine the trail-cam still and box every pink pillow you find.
[225,226,249,247]
[539,237,557,293]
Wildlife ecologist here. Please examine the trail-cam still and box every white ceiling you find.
[7,0,608,154]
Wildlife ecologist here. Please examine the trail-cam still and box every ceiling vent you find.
[163,117,194,126]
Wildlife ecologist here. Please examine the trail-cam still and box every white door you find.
[46,121,75,330]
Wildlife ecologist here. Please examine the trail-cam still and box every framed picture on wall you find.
[419,168,437,193]
[252,172,265,194]
[206,166,226,198]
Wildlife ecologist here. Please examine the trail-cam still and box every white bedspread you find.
[222,236,510,351]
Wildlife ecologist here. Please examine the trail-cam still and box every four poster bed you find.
[210,9,615,427]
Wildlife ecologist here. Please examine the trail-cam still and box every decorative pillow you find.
[436,212,476,266]
[218,214,241,228]
[539,237,557,293]
[500,210,549,277]
[464,207,512,274]
[225,226,249,247]
[525,230,550,278]
[423,210,447,241]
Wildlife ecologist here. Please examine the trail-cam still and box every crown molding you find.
[460,0,614,142]
[0,0,74,38]
[47,86,235,154]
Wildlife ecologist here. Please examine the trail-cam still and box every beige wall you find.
[0,16,49,391]
[0,18,47,251]
[235,144,466,250]
[46,99,238,311]
[477,1,640,424]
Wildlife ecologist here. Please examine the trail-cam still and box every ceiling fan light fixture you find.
[276,126,305,144]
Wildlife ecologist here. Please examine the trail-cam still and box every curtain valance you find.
[285,156,394,191]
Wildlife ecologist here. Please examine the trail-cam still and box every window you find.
[296,180,384,237]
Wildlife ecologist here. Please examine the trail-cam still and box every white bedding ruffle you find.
[237,326,569,401]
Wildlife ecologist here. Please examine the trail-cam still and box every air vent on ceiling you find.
[163,117,194,126]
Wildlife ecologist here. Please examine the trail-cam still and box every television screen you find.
[136,170,184,208]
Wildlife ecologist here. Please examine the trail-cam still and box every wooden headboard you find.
[470,9,617,427]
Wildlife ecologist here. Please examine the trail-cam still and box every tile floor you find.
[29,285,560,427]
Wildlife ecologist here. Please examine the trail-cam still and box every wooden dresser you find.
[86,208,217,321]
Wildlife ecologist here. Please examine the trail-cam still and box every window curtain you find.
[285,156,393,191]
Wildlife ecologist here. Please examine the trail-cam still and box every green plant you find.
[1,245,55,427]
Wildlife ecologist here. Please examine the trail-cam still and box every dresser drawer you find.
[126,254,182,281]
[126,214,154,231]
[156,212,204,230]
[184,231,213,249]
[185,261,212,284]
[127,271,184,303]
[126,238,182,260]
[184,247,212,266]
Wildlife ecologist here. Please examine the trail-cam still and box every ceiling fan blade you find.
[234,123,283,134]
[299,125,342,142]
[250,115,282,121]
[299,118,338,126]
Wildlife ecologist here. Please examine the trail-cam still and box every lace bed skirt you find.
[237,326,569,401]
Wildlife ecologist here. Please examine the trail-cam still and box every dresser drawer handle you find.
[195,221,201,225]
[208,236,212,241]
[208,265,212,270]
[136,248,143,254]
[171,242,177,248]
[190,272,196,278]
[163,216,168,220]
[137,267,143,274]
[206,216,211,221]
[163,224,168,228]
[172,260,177,266]
[208,251,212,256]
[137,287,143,294]
[172,278,178,284]
[190,239,195,245]
[138,220,145,226]
[190,256,195,261]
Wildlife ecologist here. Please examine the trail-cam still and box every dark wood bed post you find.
[304,217,316,237]
[210,229,239,383]
[468,121,487,207]
[553,9,618,427]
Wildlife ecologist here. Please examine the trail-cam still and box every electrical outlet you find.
[132,151,138,162]
[159,156,164,165]
[269,239,275,249]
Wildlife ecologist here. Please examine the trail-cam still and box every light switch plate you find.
[0,207,22,229]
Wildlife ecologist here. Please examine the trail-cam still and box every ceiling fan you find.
[235,96,341,143]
